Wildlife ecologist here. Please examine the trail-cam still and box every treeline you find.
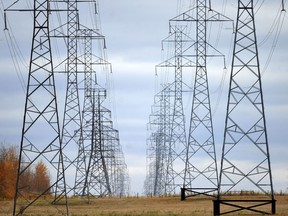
[0,144,51,199]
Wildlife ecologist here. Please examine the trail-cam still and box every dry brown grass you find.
[1,195,287,215]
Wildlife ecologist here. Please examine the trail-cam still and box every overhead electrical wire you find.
[1,0,28,94]
[254,0,265,15]
[177,0,182,15]
[25,0,33,18]
[210,0,286,114]
[261,4,286,76]
[49,1,67,76]
[3,31,27,94]
[89,0,119,126]
[258,3,283,47]
[250,1,286,76]
[204,0,233,116]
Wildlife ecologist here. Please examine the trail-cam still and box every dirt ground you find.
[1,195,288,215]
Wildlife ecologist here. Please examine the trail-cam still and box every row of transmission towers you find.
[4,0,129,215]
[145,0,277,215]
[145,0,230,197]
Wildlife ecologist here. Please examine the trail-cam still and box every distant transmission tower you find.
[145,24,195,195]
[145,84,173,196]
[7,0,68,215]
[49,0,129,199]
[56,0,83,195]
[73,28,112,198]
[164,25,189,195]
[169,0,231,199]
[70,3,130,198]
[214,0,276,215]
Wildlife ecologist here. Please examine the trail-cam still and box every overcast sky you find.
[0,0,288,195]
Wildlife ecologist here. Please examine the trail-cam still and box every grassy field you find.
[1,195,288,215]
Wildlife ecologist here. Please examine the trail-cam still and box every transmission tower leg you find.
[215,0,276,215]
[13,0,68,215]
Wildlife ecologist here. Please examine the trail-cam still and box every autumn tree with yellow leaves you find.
[0,143,51,199]
[0,144,18,199]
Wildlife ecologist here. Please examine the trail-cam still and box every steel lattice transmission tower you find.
[73,28,112,198]
[214,0,276,215]
[50,0,104,196]
[164,25,189,195]
[169,0,231,199]
[145,24,195,195]
[97,103,130,197]
[50,0,130,199]
[56,0,83,195]
[9,0,68,215]
[50,0,96,197]
[145,84,173,196]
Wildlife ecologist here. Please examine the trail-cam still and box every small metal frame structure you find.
[213,199,276,215]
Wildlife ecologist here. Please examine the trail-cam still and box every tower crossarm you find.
[169,6,233,23]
